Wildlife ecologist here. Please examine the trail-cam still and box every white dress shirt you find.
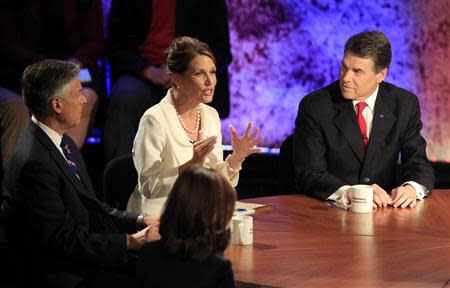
[328,85,427,205]
[31,116,66,159]
[127,89,239,215]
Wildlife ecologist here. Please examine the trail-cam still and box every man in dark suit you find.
[293,31,434,209]
[1,59,159,287]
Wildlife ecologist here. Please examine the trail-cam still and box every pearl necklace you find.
[176,106,201,135]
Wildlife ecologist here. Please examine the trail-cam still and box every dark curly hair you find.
[159,166,236,262]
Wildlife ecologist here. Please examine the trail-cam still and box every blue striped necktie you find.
[60,137,81,180]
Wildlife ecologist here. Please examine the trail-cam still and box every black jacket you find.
[2,121,138,287]
[137,240,235,288]
[293,81,435,199]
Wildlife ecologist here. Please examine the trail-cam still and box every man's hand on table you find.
[126,215,161,250]
[372,184,392,208]
[345,183,417,209]
[391,184,417,208]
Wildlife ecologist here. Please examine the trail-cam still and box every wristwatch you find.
[136,213,148,231]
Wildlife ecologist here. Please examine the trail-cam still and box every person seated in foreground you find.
[1,59,159,288]
[127,36,262,215]
[137,166,236,288]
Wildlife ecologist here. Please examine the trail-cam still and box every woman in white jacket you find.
[127,36,262,215]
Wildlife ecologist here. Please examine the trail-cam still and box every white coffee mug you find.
[349,184,373,213]
[231,215,253,245]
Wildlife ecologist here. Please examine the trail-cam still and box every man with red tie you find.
[293,31,434,209]
[1,60,160,287]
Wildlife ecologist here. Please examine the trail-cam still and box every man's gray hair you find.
[21,59,80,118]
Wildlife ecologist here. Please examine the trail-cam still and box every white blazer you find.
[127,89,239,215]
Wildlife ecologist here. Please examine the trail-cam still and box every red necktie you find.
[356,102,368,149]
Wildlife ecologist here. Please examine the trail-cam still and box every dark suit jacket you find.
[137,240,235,288]
[293,81,435,200]
[107,0,232,80]
[2,121,138,287]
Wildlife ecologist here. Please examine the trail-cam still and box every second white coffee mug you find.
[231,215,253,245]
[349,184,373,213]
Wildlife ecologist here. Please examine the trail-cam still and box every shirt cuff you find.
[402,181,428,200]
[328,185,352,208]
[225,154,242,173]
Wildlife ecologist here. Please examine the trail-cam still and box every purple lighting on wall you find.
[222,0,450,161]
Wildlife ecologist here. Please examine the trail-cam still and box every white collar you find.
[31,115,63,148]
[352,85,379,112]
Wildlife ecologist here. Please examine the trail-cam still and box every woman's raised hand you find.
[228,123,262,169]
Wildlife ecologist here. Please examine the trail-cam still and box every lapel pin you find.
[379,114,385,118]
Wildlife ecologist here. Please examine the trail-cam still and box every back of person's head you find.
[160,166,236,262]
[166,36,216,75]
[21,59,80,119]
[344,30,391,72]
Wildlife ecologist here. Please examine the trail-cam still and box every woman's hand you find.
[179,130,217,173]
[228,123,262,169]
[191,135,217,165]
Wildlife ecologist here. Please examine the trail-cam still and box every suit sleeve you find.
[399,96,435,192]
[104,206,139,234]
[18,160,128,267]
[66,135,139,234]
[293,98,347,200]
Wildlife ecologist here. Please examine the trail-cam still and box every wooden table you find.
[225,190,450,288]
